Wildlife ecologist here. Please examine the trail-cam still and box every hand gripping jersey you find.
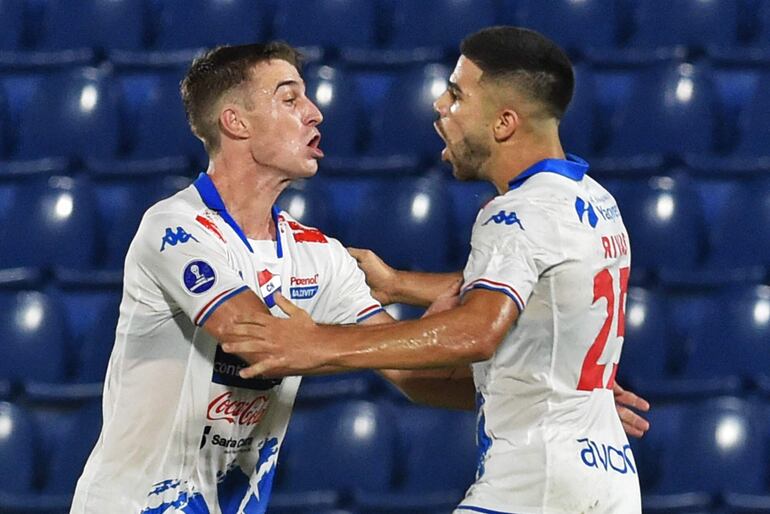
[456,156,641,514]
[71,173,382,514]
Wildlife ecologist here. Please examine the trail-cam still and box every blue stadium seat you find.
[0,176,98,270]
[368,64,449,161]
[277,181,335,237]
[654,397,766,495]
[31,400,101,495]
[0,402,36,494]
[273,0,377,50]
[733,71,770,158]
[0,290,69,384]
[304,65,363,158]
[708,179,770,269]
[0,0,24,50]
[152,0,267,50]
[75,294,120,382]
[282,401,397,493]
[93,174,191,270]
[37,0,147,52]
[511,0,620,56]
[606,63,718,161]
[127,72,205,165]
[628,0,740,52]
[387,0,495,51]
[347,177,453,272]
[13,67,120,163]
[394,406,476,492]
[758,0,770,50]
[612,176,705,273]
[560,65,600,159]
[615,287,673,386]
[683,285,770,384]
[0,85,9,158]
[446,180,496,270]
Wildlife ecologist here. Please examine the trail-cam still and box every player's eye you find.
[284,97,297,106]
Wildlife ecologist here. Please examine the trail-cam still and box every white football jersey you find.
[456,156,641,514]
[71,173,382,514]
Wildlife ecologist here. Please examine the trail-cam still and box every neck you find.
[207,152,289,241]
[487,125,565,194]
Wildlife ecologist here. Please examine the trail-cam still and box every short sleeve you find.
[462,201,552,313]
[317,238,383,324]
[128,210,250,327]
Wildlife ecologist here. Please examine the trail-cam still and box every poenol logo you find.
[290,274,320,299]
[207,391,269,426]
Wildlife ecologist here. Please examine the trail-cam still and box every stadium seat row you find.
[0,398,476,514]
[2,61,770,171]
[1,173,769,279]
[2,0,770,61]
[2,280,769,402]
[3,396,770,513]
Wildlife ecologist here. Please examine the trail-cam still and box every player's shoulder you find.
[276,209,345,251]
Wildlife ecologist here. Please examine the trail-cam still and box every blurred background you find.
[0,0,769,513]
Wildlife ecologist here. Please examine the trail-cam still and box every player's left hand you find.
[221,293,324,378]
[613,382,650,438]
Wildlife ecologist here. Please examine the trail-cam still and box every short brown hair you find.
[461,26,574,119]
[181,42,302,154]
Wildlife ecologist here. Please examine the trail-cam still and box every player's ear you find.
[219,105,250,141]
[493,108,519,142]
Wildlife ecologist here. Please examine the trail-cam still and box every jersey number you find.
[577,267,630,391]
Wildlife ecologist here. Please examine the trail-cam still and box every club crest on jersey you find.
[182,260,216,295]
[160,226,199,251]
[575,197,599,228]
[482,210,524,230]
[257,269,282,308]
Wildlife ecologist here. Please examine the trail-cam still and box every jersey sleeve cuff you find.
[462,279,525,313]
[194,285,250,327]
[355,304,384,323]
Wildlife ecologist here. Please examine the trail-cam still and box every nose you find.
[304,97,323,126]
[433,90,449,119]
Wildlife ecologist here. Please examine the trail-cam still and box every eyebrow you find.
[274,79,301,94]
[447,81,463,96]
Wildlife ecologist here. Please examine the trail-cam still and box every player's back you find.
[459,156,640,514]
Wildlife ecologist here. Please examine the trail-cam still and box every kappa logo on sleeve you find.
[182,260,217,295]
[160,226,199,252]
[482,210,524,230]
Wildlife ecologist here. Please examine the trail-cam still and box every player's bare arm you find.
[203,291,345,376]
[222,288,518,375]
[348,247,462,307]
[364,296,476,411]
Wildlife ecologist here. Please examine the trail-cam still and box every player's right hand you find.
[347,247,398,305]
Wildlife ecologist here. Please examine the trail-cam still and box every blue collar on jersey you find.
[193,172,283,258]
[507,154,589,191]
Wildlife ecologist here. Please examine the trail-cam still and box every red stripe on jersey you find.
[196,215,226,243]
[465,278,525,308]
[195,288,235,325]
[356,304,381,318]
[287,220,328,244]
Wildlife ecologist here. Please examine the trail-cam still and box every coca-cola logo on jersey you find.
[207,391,269,426]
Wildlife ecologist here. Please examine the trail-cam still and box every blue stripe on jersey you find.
[467,283,524,313]
[456,506,517,514]
[197,285,250,327]
[507,153,588,191]
[357,307,385,323]
[476,392,492,480]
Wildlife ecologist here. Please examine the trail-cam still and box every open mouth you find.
[307,134,324,158]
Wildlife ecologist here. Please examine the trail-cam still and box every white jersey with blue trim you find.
[456,156,641,514]
[71,173,382,514]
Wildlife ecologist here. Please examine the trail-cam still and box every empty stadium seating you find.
[0,2,768,512]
